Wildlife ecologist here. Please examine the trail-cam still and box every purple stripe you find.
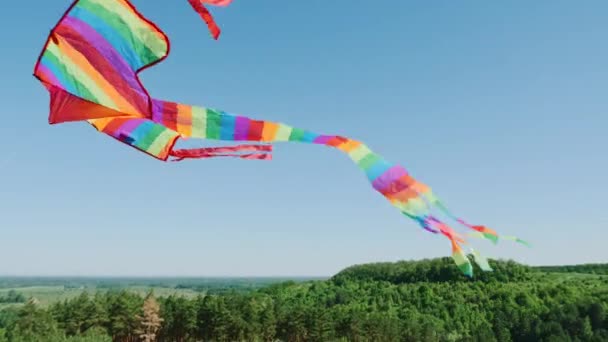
[116,119,146,137]
[234,117,251,140]
[313,135,333,145]
[63,16,145,96]
[372,165,409,192]
[151,99,165,123]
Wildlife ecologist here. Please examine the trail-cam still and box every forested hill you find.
[533,263,608,275]
[0,258,606,341]
[332,257,535,284]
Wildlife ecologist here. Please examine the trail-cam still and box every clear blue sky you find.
[0,0,606,276]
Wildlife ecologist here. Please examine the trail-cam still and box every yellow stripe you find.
[274,124,293,141]
[47,42,117,110]
[190,105,207,138]
[394,199,428,216]
[148,129,180,158]
[337,140,362,152]
[88,118,116,131]
[51,37,142,116]
[348,144,372,162]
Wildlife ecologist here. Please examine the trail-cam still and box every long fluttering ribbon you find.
[187,0,234,39]
[169,144,273,161]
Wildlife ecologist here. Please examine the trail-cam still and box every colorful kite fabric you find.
[34,0,528,276]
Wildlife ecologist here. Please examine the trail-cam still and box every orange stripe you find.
[99,117,132,134]
[176,103,193,137]
[89,118,117,131]
[390,188,420,203]
[399,175,416,187]
[451,240,462,253]
[55,36,143,117]
[411,181,430,194]
[261,122,279,142]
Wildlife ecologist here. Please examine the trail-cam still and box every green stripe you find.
[78,0,158,67]
[206,109,222,139]
[43,50,100,104]
[357,153,382,170]
[89,0,167,59]
[423,191,440,204]
[147,129,179,158]
[288,128,306,142]
[457,261,473,276]
[483,232,499,244]
[134,124,167,151]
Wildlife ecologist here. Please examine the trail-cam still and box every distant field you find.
[0,286,200,308]
[0,276,324,308]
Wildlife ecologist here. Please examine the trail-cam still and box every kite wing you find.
[34,0,168,123]
[34,0,529,276]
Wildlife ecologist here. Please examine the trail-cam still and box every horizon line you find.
[0,275,331,279]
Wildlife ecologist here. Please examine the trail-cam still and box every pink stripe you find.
[38,64,61,87]
[116,119,146,136]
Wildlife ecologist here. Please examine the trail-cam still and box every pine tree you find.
[136,293,163,342]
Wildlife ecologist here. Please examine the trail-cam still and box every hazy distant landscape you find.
[0,276,322,308]
[0,258,606,341]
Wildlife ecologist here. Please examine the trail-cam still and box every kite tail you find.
[470,248,493,272]
[431,199,499,244]
[451,240,474,277]
[147,100,523,275]
[500,235,532,247]
[432,198,530,247]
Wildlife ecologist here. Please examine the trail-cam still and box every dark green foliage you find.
[332,257,535,284]
[534,263,608,275]
[0,258,606,341]
[0,292,26,304]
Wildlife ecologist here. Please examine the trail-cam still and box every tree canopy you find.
[0,258,606,341]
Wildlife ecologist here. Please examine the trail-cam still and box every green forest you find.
[0,258,606,342]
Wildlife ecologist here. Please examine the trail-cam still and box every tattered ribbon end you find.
[169,144,273,161]
[187,0,232,40]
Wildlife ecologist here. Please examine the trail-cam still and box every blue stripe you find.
[301,131,319,143]
[129,121,157,148]
[366,158,394,182]
[41,55,77,94]
[220,115,236,140]
[68,6,143,69]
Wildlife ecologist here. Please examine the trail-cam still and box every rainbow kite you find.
[33,0,528,276]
